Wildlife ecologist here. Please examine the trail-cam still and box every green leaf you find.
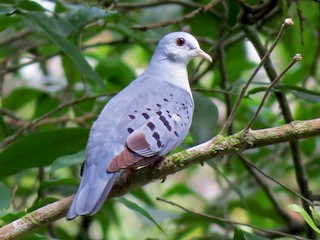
[0,15,22,31]
[67,7,118,30]
[27,197,60,212]
[2,87,43,110]
[0,128,89,176]
[24,11,105,89]
[95,58,135,93]
[33,94,60,118]
[130,188,155,207]
[207,161,248,211]
[21,233,54,240]
[0,3,15,15]
[117,197,166,234]
[0,111,11,137]
[290,90,320,102]
[288,204,320,234]
[50,151,85,175]
[163,182,201,199]
[16,0,45,11]
[233,228,270,240]
[278,84,320,103]
[38,178,78,194]
[247,84,320,103]
[190,91,218,144]
[0,182,11,211]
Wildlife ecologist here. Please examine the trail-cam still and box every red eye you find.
[176,37,185,46]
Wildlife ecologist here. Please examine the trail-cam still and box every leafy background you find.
[0,0,320,239]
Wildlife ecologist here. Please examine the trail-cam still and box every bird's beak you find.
[195,49,213,62]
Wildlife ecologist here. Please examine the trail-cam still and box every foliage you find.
[0,0,320,239]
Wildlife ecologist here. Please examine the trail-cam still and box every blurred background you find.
[1,0,320,239]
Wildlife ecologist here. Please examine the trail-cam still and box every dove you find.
[66,32,212,220]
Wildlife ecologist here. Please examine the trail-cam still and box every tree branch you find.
[1,118,320,239]
[131,0,220,30]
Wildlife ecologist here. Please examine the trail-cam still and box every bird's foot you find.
[150,156,165,169]
[123,168,135,184]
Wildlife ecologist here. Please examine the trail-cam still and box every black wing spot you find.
[127,128,134,133]
[153,132,160,141]
[152,132,162,147]
[160,115,171,131]
[156,103,162,107]
[146,108,151,111]
[142,113,150,119]
[174,131,179,137]
[163,98,169,102]
[156,111,162,116]
[147,122,155,131]
[170,93,173,97]
[128,115,135,119]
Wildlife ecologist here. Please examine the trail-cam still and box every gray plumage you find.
[67,32,212,220]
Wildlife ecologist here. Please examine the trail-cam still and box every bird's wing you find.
[107,109,185,172]
[106,82,193,172]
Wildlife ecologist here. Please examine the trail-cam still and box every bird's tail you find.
[66,164,118,220]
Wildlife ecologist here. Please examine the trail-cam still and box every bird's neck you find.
[146,58,191,94]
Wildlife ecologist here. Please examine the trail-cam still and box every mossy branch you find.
[1,118,320,239]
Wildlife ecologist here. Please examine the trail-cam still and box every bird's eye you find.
[176,37,185,46]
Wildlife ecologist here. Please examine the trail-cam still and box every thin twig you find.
[237,153,314,206]
[219,18,294,135]
[156,198,309,240]
[190,24,240,83]
[193,88,238,96]
[131,0,220,31]
[0,94,105,149]
[5,113,95,128]
[1,38,131,75]
[245,53,302,130]
[238,153,298,226]
[0,29,32,47]
[111,0,202,10]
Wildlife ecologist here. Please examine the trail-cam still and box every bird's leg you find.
[149,156,165,169]
[160,176,167,183]
[123,168,135,184]
[149,156,167,183]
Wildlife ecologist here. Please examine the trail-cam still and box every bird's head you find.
[153,32,212,64]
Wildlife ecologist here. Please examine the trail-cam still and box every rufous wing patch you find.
[107,147,161,172]
[107,147,144,172]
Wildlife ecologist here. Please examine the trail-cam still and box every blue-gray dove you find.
[67,32,212,220]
